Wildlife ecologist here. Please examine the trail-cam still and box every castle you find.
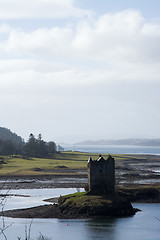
[87,155,115,194]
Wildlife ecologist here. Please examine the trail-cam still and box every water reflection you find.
[86,218,116,240]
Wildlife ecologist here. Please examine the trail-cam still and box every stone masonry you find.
[87,155,115,194]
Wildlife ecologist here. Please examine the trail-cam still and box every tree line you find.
[0,133,63,157]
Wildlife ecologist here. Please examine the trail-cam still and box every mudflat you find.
[0,154,160,189]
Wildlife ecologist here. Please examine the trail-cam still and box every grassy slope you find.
[0,152,147,176]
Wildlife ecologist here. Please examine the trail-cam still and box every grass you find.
[0,152,93,175]
[0,151,107,175]
[0,151,153,176]
[58,192,112,208]
[0,155,80,176]
[59,185,160,207]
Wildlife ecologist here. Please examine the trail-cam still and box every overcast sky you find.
[0,0,160,143]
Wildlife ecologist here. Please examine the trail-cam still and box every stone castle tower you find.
[87,155,115,194]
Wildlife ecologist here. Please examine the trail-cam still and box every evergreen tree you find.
[24,133,55,157]
[47,141,57,154]
[37,134,48,156]
[24,133,38,156]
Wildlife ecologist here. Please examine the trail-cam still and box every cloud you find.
[0,8,160,141]
[0,23,12,33]
[72,9,160,63]
[1,9,160,66]
[0,0,91,19]
[2,27,73,57]
[0,58,159,101]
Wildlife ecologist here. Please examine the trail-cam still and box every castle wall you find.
[88,155,115,194]
[105,156,115,193]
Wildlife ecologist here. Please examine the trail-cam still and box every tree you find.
[1,140,15,155]
[37,134,48,157]
[24,133,38,156]
[24,133,51,157]
[47,141,57,155]
[23,134,57,157]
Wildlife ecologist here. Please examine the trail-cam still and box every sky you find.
[0,0,160,143]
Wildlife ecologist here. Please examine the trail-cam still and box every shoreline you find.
[0,153,160,189]
[0,185,160,219]
[0,191,140,219]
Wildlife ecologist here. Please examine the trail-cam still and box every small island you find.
[0,155,140,219]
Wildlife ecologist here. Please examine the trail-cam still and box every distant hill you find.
[0,127,23,145]
[75,138,160,147]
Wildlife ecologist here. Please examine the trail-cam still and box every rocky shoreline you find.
[0,192,139,219]
[1,187,160,219]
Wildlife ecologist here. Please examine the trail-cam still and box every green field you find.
[0,151,92,175]
[0,151,145,176]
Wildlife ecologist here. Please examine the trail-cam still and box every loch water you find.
[63,144,160,155]
[0,188,160,240]
[2,203,160,240]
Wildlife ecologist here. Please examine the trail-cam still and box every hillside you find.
[75,138,160,147]
[0,127,23,145]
